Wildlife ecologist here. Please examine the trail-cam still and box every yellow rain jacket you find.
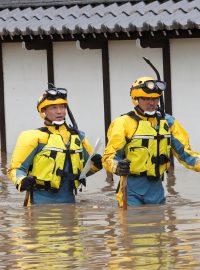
[102,109,200,206]
[8,124,100,204]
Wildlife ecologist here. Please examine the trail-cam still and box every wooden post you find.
[23,191,30,207]
[123,176,128,210]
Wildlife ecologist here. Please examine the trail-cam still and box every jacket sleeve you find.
[79,132,102,173]
[7,130,44,188]
[102,116,134,173]
[166,114,200,171]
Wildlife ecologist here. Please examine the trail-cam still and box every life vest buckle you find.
[156,134,164,139]
[151,154,169,165]
[56,168,64,176]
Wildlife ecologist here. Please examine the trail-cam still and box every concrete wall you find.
[109,40,163,120]
[3,43,47,153]
[3,41,105,154]
[170,38,200,164]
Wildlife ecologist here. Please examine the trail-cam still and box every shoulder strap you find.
[65,123,79,135]
[38,125,79,136]
[37,127,52,135]
[126,111,142,122]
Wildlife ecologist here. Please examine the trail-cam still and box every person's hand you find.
[91,154,103,169]
[115,159,131,176]
[19,176,36,191]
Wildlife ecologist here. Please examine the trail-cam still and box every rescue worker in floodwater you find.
[7,86,102,205]
[102,65,200,207]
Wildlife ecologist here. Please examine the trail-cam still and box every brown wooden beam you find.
[162,40,172,115]
[47,42,54,85]
[102,41,111,144]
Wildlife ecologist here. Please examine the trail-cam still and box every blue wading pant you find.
[127,175,165,206]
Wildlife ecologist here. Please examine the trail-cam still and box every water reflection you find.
[0,151,7,176]
[1,153,200,269]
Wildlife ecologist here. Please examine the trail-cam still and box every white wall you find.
[109,40,163,120]
[3,41,105,154]
[4,38,200,160]
[53,42,105,152]
[3,43,47,153]
[170,39,200,164]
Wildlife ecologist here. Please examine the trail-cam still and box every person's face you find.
[137,97,159,112]
[43,104,66,122]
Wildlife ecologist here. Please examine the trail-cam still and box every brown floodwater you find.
[1,153,200,269]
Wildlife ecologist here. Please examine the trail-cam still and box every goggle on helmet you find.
[130,76,166,106]
[37,87,68,119]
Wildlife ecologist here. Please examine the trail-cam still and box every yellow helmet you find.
[130,76,166,106]
[37,87,68,119]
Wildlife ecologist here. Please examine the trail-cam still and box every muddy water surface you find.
[1,153,200,269]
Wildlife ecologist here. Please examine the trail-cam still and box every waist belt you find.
[130,173,161,181]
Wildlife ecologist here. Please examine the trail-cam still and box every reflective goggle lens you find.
[47,89,57,95]
[156,81,166,91]
[146,81,156,90]
[46,88,67,96]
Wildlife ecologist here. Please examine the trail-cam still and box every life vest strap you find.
[35,181,59,192]
[68,149,83,154]
[38,127,51,134]
[130,173,161,181]
[56,168,79,180]
[126,111,142,121]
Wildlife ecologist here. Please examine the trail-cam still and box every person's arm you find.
[7,130,44,190]
[81,136,102,174]
[102,116,134,174]
[166,114,200,171]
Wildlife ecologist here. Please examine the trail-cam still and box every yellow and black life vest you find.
[124,112,171,178]
[28,127,84,191]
